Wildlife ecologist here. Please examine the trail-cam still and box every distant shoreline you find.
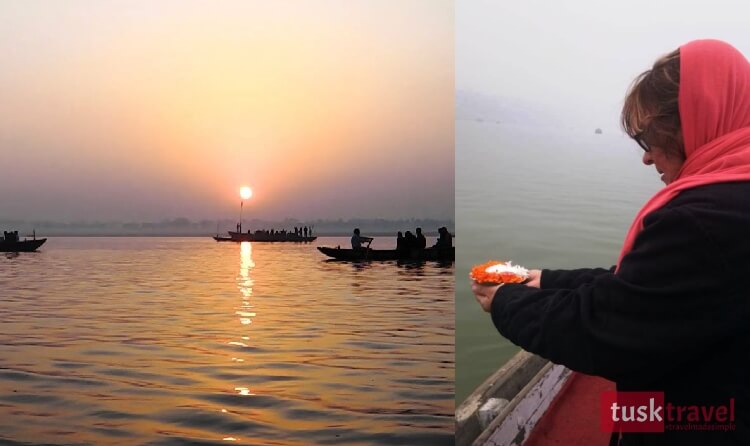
[29,232,447,238]
[1,218,454,239]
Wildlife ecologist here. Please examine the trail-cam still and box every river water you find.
[455,120,663,404]
[0,236,454,445]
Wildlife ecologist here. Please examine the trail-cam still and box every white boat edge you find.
[456,351,573,446]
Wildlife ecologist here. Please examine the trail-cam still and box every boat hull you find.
[0,238,47,252]
[214,232,317,242]
[456,350,612,446]
[317,246,454,262]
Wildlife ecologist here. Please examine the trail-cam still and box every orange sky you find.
[0,1,453,221]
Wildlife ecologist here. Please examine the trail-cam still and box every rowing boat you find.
[317,246,454,261]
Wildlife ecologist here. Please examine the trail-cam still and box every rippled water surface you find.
[456,121,664,403]
[0,236,454,445]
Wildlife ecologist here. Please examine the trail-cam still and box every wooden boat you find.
[213,231,316,243]
[456,350,612,446]
[317,246,455,262]
[0,231,46,252]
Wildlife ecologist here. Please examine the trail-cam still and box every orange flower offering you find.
[470,260,529,285]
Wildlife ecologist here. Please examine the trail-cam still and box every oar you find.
[364,237,373,261]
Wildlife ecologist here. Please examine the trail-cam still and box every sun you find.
[240,186,252,200]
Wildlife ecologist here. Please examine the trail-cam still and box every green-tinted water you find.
[455,120,662,404]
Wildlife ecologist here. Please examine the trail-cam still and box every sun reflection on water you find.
[237,242,255,328]
[234,387,255,396]
[231,242,256,399]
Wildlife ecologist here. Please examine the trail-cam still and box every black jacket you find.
[491,183,750,445]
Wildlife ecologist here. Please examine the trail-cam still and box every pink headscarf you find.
[616,40,750,271]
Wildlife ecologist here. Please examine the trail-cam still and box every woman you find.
[472,39,750,445]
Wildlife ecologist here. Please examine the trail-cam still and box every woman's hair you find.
[621,48,684,158]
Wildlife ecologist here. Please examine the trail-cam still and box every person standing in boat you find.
[403,230,417,251]
[415,227,427,250]
[396,231,406,255]
[351,228,373,250]
[472,40,750,445]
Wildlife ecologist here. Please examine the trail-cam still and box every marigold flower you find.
[470,260,529,284]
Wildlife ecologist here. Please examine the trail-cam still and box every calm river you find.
[0,236,454,445]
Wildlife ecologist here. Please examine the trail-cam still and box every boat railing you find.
[456,350,571,446]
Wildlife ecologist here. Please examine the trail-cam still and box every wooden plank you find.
[455,351,548,446]
[476,364,572,446]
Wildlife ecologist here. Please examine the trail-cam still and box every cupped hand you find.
[471,281,502,312]
[471,269,542,312]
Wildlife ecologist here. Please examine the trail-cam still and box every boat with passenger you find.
[214,229,316,243]
[317,245,454,262]
[0,230,47,252]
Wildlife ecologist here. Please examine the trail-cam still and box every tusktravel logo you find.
[600,392,736,433]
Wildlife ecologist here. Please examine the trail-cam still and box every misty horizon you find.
[0,216,455,237]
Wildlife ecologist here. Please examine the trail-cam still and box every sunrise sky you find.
[0,1,453,222]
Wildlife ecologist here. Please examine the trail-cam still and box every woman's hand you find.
[525,269,542,288]
[471,281,503,312]
[471,269,542,312]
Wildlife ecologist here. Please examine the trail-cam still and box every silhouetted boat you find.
[214,231,316,243]
[1,231,46,252]
[317,246,455,262]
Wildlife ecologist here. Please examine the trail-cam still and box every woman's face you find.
[642,147,685,184]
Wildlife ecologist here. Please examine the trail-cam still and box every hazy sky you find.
[0,1,453,222]
[457,0,750,129]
